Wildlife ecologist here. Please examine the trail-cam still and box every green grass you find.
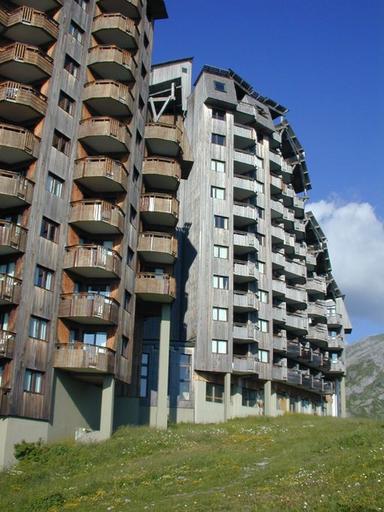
[1,415,384,511]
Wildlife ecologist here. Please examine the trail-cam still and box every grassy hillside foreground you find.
[1,415,384,511]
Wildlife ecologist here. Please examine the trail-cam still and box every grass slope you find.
[1,415,384,512]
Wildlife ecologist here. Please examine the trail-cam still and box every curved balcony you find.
[54,342,115,374]
[64,245,122,279]
[0,330,15,359]
[88,46,136,82]
[5,7,59,46]
[271,224,285,244]
[272,250,285,270]
[273,305,287,324]
[271,199,284,219]
[0,274,21,305]
[285,259,306,283]
[97,0,141,18]
[306,276,327,297]
[285,312,308,334]
[307,324,329,346]
[307,301,327,321]
[233,230,258,255]
[285,285,307,306]
[233,174,257,201]
[70,200,125,235]
[0,8,7,31]
[12,0,63,11]
[233,291,259,312]
[0,43,53,83]
[59,293,119,325]
[272,364,288,382]
[233,322,258,343]
[327,312,343,329]
[145,122,182,158]
[83,80,134,117]
[140,193,179,227]
[92,14,138,49]
[0,171,34,208]
[270,174,283,195]
[79,117,131,154]
[135,273,176,303]
[233,202,257,227]
[232,356,269,378]
[0,221,27,255]
[272,278,286,297]
[142,157,181,191]
[233,259,257,283]
[137,232,177,264]
[74,157,128,193]
[0,81,47,123]
[0,123,39,164]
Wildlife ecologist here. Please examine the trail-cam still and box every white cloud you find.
[307,199,384,324]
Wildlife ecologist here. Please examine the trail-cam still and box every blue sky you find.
[153,0,384,342]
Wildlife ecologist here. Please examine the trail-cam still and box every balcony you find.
[12,0,63,11]
[233,322,258,343]
[232,356,269,379]
[283,207,295,224]
[294,243,306,258]
[285,313,308,334]
[233,202,257,227]
[96,0,141,19]
[233,259,257,283]
[322,381,335,395]
[74,157,128,193]
[293,196,305,215]
[233,230,258,255]
[272,250,285,270]
[294,219,305,240]
[284,259,306,283]
[306,251,317,268]
[327,335,344,350]
[269,150,282,171]
[92,13,138,49]
[140,193,179,227]
[142,157,181,191]
[306,276,327,297]
[233,174,257,200]
[59,293,119,325]
[287,369,302,386]
[83,81,134,117]
[0,171,34,208]
[273,333,287,352]
[137,232,177,264]
[0,123,39,164]
[0,43,53,83]
[0,81,47,123]
[233,148,255,172]
[271,224,285,244]
[64,245,122,279]
[287,340,301,358]
[70,200,125,235]
[284,233,295,253]
[270,174,283,195]
[233,291,259,312]
[88,45,136,82]
[135,273,176,303]
[272,364,287,381]
[271,199,284,219]
[78,117,131,154]
[326,360,345,374]
[145,122,182,158]
[5,7,59,46]
[0,330,15,359]
[273,305,286,324]
[0,221,27,255]
[54,342,115,374]
[307,324,329,346]
[327,312,343,328]
[0,274,21,305]
[307,301,327,320]
[272,278,286,297]
[285,285,307,306]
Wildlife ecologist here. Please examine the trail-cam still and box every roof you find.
[151,57,194,70]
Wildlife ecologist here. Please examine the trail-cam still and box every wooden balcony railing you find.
[142,157,181,182]
[137,232,178,259]
[64,245,122,277]
[0,123,39,159]
[0,43,53,76]
[74,157,128,191]
[88,45,137,76]
[140,193,179,218]
[59,292,120,324]
[92,13,138,46]
[54,342,115,374]
[135,273,176,300]
[70,200,125,233]
[0,273,22,303]
[0,330,15,358]
[0,170,34,203]
[0,81,47,116]
[83,80,134,114]
[0,221,27,253]
[7,6,59,40]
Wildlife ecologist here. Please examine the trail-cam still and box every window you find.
[206,383,224,403]
[64,54,80,78]
[214,215,228,229]
[46,172,64,197]
[242,388,257,407]
[259,290,268,304]
[52,130,70,155]
[83,331,107,346]
[141,63,147,79]
[124,291,132,311]
[40,217,58,242]
[143,33,149,49]
[34,265,54,291]
[29,316,48,341]
[133,166,139,182]
[329,330,338,338]
[136,130,143,147]
[58,91,75,115]
[127,247,134,267]
[214,245,228,259]
[257,261,265,274]
[213,275,229,290]
[121,336,129,358]
[211,339,228,354]
[212,307,228,322]
[212,109,225,120]
[211,133,226,146]
[74,0,88,10]
[69,21,84,43]
[214,81,226,93]
[211,186,225,200]
[24,369,43,394]
[179,354,191,400]
[130,206,137,226]
[258,349,269,363]
[211,159,225,173]
[140,353,149,398]
[257,319,269,333]
[256,181,264,193]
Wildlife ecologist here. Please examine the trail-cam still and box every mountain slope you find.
[346,333,384,418]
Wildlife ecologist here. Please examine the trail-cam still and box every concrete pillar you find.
[99,375,115,439]
[264,380,276,416]
[340,376,347,418]
[155,304,171,429]
[224,372,231,421]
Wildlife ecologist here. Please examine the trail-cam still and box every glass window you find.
[256,181,264,193]
[257,319,269,333]
[214,81,226,93]
[24,369,43,394]
[214,215,228,229]
[121,336,129,358]
[34,265,54,291]
[214,245,228,259]
[64,54,80,78]
[258,349,269,363]
[206,383,224,403]
[212,109,225,120]
[211,159,225,173]
[58,91,75,115]
[179,354,191,400]
[74,0,88,9]
[83,332,107,346]
[213,275,229,290]
[40,217,58,242]
[52,130,70,155]
[29,316,48,340]
[211,133,226,146]
[212,307,228,322]
[257,261,265,274]
[46,172,63,197]
[140,353,149,398]
[69,21,84,43]
[242,388,257,407]
[212,339,228,354]
[211,186,225,200]
[259,290,268,303]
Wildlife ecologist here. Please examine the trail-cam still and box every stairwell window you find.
[211,159,225,173]
[212,339,228,354]
[214,215,228,229]
[212,307,228,322]
[206,383,224,403]
[211,186,225,200]
[179,354,191,400]
[24,369,43,394]
[211,133,226,146]
[214,81,226,93]
[140,353,149,398]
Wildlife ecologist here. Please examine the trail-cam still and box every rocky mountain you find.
[346,334,384,419]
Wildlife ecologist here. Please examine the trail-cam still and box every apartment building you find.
[137,61,351,425]
[0,0,167,469]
